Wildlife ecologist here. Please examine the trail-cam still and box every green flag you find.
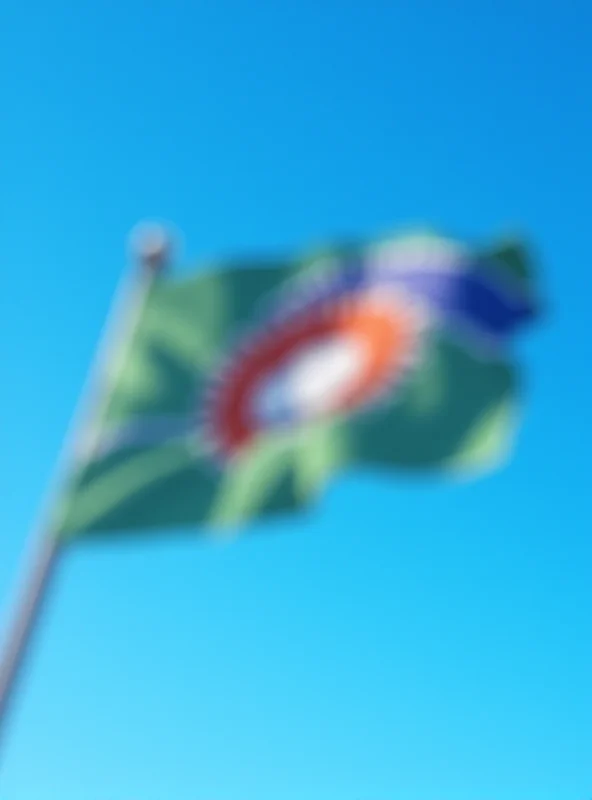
[56,231,537,540]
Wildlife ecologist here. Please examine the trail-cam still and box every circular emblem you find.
[202,284,424,460]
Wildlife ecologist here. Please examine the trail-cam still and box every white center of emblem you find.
[251,335,369,427]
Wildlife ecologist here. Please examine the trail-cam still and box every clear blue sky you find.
[1,0,591,797]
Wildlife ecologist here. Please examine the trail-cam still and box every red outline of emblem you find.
[202,287,425,461]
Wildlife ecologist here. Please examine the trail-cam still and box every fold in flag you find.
[56,231,537,539]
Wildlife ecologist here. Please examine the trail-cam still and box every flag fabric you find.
[55,231,537,540]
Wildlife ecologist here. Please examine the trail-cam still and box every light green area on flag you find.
[56,233,535,541]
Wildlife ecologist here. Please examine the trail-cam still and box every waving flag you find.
[56,231,537,539]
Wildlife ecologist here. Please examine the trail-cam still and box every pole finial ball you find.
[128,222,172,272]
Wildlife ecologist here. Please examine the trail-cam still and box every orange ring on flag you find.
[206,292,421,458]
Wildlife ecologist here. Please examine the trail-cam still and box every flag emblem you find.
[203,285,425,460]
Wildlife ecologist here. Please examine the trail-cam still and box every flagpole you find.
[0,223,172,757]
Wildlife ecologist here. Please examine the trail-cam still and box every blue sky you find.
[1,0,591,797]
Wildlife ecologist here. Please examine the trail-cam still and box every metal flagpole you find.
[0,223,172,758]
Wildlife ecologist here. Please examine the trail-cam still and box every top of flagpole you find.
[128,221,175,274]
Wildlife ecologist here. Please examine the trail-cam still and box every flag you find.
[55,231,537,539]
